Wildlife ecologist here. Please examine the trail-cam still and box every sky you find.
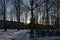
[6,0,31,23]
[0,0,60,24]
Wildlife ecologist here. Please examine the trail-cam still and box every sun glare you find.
[27,20,30,24]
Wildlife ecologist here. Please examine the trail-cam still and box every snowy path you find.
[15,30,30,40]
[0,29,60,40]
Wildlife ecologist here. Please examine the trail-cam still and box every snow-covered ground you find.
[0,29,60,40]
[0,29,29,40]
[38,36,60,40]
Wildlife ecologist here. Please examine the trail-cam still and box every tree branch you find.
[48,1,55,11]
[33,1,44,10]
[21,3,30,10]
